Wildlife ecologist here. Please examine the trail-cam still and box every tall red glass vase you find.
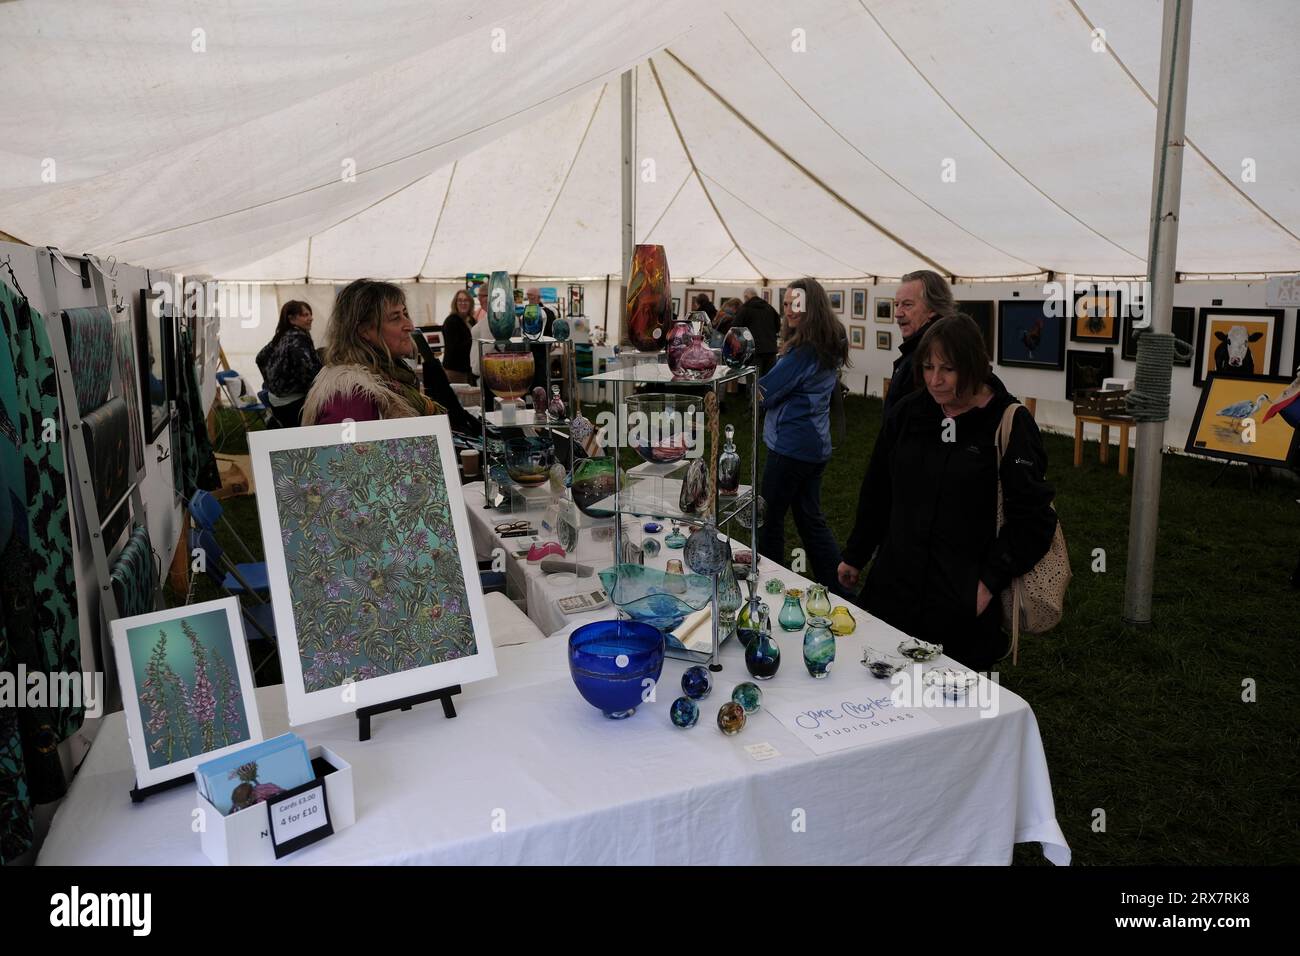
[625,244,672,352]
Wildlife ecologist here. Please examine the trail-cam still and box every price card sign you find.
[266,780,334,859]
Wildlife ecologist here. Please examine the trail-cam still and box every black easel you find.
[356,685,461,742]
[129,774,193,803]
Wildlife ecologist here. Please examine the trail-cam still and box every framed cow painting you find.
[1193,308,1284,387]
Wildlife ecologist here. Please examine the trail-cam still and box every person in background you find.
[882,269,956,416]
[440,288,475,384]
[757,278,851,595]
[713,297,742,338]
[255,300,322,428]
[525,286,557,390]
[302,279,476,433]
[693,292,717,325]
[837,315,1057,670]
[469,282,494,380]
[734,286,781,379]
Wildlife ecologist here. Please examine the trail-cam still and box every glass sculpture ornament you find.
[548,462,568,494]
[681,665,712,700]
[552,316,570,342]
[666,318,694,374]
[717,701,747,735]
[571,456,620,518]
[805,583,832,618]
[731,682,762,715]
[829,605,857,636]
[664,525,687,549]
[778,590,806,632]
[802,616,835,679]
[487,271,516,343]
[568,620,665,719]
[521,303,546,342]
[716,560,743,627]
[684,521,728,576]
[677,334,718,381]
[598,563,714,646]
[532,386,548,415]
[717,424,740,496]
[548,385,567,422]
[482,349,536,401]
[625,244,673,352]
[570,414,595,447]
[743,605,781,680]
[735,494,766,530]
[722,326,755,368]
[670,696,699,728]
[679,458,707,513]
[505,435,554,487]
[624,393,695,464]
[641,537,661,558]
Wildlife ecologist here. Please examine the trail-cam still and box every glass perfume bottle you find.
[547,384,566,421]
[805,583,832,618]
[743,605,780,680]
[717,424,740,496]
[802,617,835,679]
[665,525,687,549]
[778,590,806,632]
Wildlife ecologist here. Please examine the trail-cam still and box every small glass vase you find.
[521,303,545,342]
[716,560,742,629]
[743,606,780,680]
[805,584,832,618]
[829,605,857,636]
[677,334,717,381]
[717,423,740,496]
[778,591,806,632]
[666,318,693,374]
[802,617,835,678]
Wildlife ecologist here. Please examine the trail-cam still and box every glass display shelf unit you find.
[584,359,756,387]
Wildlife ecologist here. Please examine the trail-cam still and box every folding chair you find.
[190,527,278,676]
[186,490,270,596]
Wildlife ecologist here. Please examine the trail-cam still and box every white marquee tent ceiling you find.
[1,0,1298,281]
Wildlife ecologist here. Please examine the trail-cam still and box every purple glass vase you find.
[666,319,693,374]
[677,334,717,381]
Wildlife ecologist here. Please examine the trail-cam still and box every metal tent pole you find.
[619,69,635,347]
[1123,0,1193,624]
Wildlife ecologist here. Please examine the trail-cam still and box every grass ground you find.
[196,398,1300,865]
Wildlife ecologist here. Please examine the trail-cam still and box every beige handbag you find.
[995,403,1071,664]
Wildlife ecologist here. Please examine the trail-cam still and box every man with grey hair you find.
[525,287,557,389]
[882,269,956,416]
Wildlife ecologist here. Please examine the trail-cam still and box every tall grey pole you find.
[619,69,635,346]
[1123,0,1193,624]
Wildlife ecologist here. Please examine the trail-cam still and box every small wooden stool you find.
[1074,413,1134,475]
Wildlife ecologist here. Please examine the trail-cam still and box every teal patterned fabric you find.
[111,313,145,474]
[270,436,477,693]
[0,280,82,864]
[83,396,132,527]
[172,325,220,500]
[62,306,114,414]
[110,525,156,619]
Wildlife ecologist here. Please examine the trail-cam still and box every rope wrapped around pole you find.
[1126,331,1193,422]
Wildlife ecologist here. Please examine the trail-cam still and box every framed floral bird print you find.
[250,416,497,725]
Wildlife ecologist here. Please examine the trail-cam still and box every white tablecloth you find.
[37,606,1070,866]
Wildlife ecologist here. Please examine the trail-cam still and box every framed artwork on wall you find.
[111,598,263,790]
[875,297,894,323]
[1186,373,1299,467]
[249,416,497,725]
[684,288,714,313]
[138,288,170,441]
[848,325,865,349]
[1065,348,1115,400]
[828,290,844,314]
[760,288,772,304]
[1070,288,1122,344]
[1193,307,1284,387]
[851,288,867,319]
[1121,305,1194,365]
[957,299,996,358]
[876,330,891,350]
[997,300,1066,370]
[671,297,681,319]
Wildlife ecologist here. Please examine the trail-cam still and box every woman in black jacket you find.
[255,300,322,428]
[838,315,1057,670]
[440,289,476,384]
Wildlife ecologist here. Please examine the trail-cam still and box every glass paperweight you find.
[744,607,780,680]
[829,605,857,636]
[568,620,665,719]
[665,526,687,549]
[802,617,835,678]
[552,317,570,342]
[778,592,806,632]
[681,665,712,700]
[643,521,662,533]
[731,682,762,714]
[717,424,740,496]
[765,578,785,595]
[641,537,661,558]
[670,696,699,728]
[717,701,747,736]
[805,584,832,618]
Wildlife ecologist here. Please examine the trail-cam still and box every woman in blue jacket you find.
[758,278,850,593]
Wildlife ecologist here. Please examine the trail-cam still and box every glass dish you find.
[597,563,714,636]
[898,637,943,662]
[923,667,980,699]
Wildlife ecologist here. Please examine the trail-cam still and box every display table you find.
[37,594,1069,866]
[1073,412,1133,476]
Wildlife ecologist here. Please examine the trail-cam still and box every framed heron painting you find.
[1185,373,1299,467]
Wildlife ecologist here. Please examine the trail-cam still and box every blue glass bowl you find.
[598,563,714,636]
[568,620,665,719]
